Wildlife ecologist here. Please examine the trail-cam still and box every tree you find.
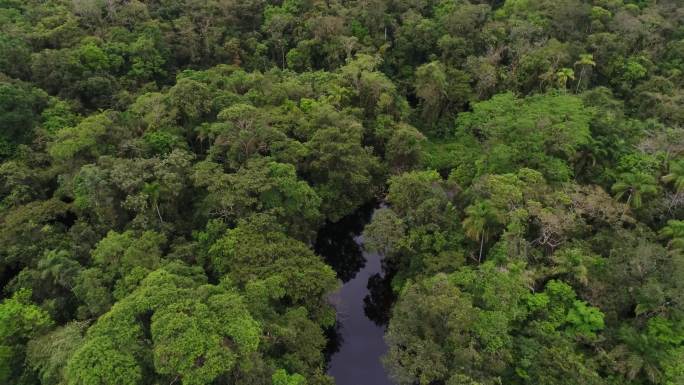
[0,199,71,275]
[26,322,86,385]
[167,78,212,126]
[150,296,259,385]
[455,92,592,182]
[90,230,165,279]
[0,35,31,79]
[209,103,287,167]
[0,289,53,383]
[193,157,322,239]
[207,214,337,323]
[65,265,263,385]
[660,220,684,250]
[272,369,307,385]
[386,170,449,220]
[142,182,163,224]
[514,281,606,385]
[363,208,405,257]
[381,170,464,283]
[64,336,142,385]
[48,112,119,163]
[385,263,529,385]
[587,227,680,321]
[414,61,472,132]
[462,200,498,262]
[574,53,596,92]
[127,29,167,83]
[611,172,658,209]
[304,125,382,222]
[662,159,684,193]
[0,82,47,158]
[610,317,684,385]
[556,67,575,89]
[1,1,683,384]
[384,273,476,385]
[385,124,426,173]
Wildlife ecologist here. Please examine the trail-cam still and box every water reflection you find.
[314,202,374,283]
[316,204,396,385]
[363,270,396,327]
[323,321,343,362]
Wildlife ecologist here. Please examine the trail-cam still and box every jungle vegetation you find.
[0,0,683,384]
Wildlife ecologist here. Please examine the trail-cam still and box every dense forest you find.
[0,0,683,384]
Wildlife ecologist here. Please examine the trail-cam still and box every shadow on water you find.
[323,319,343,362]
[316,202,397,385]
[317,203,375,363]
[314,202,375,283]
[324,267,397,358]
[363,270,397,327]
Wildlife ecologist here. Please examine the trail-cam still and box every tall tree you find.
[662,159,684,193]
[611,172,658,209]
[462,200,498,263]
[574,53,596,92]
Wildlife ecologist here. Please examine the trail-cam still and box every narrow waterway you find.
[315,205,396,385]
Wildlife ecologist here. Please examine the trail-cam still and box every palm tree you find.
[556,67,575,89]
[37,250,80,289]
[462,200,497,263]
[611,172,658,210]
[574,53,596,92]
[143,182,164,224]
[659,220,684,250]
[610,326,667,384]
[195,122,218,146]
[661,159,684,193]
[610,344,662,384]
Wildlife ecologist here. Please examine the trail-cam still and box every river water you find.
[315,205,396,385]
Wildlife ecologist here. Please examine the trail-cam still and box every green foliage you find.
[611,172,658,208]
[528,280,605,339]
[0,82,48,157]
[385,263,529,385]
[65,336,142,385]
[273,369,307,385]
[611,317,684,385]
[304,125,382,222]
[66,265,264,385]
[455,92,593,181]
[660,220,684,250]
[414,61,472,132]
[142,130,180,155]
[385,124,426,173]
[207,215,337,324]
[0,289,53,383]
[41,99,79,135]
[463,202,498,250]
[363,208,405,257]
[662,159,684,193]
[194,158,322,238]
[26,322,86,385]
[48,113,115,162]
[0,1,683,384]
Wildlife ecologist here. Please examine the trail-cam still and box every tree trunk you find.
[155,202,164,224]
[478,231,485,263]
[622,192,632,218]
[281,46,285,69]
[576,67,586,93]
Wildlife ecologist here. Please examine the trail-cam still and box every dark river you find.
[315,204,396,385]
